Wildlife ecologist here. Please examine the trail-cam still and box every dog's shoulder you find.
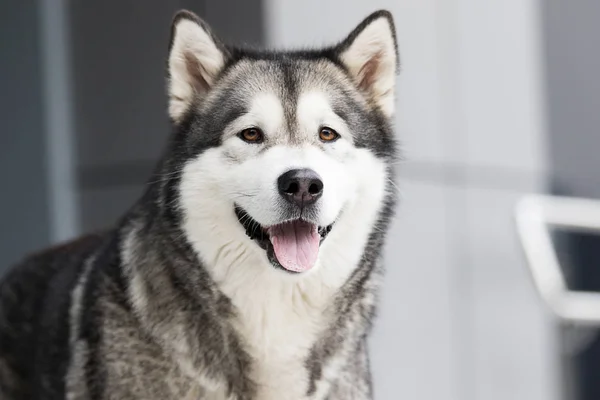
[0,232,106,399]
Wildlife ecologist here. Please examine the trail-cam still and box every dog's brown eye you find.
[239,128,264,143]
[319,127,340,142]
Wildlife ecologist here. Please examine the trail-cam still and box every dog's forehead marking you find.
[296,91,336,131]
[247,92,285,135]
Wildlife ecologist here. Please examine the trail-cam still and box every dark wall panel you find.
[0,0,51,271]
[542,2,600,400]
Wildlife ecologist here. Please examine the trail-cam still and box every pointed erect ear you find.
[337,11,399,118]
[167,11,228,123]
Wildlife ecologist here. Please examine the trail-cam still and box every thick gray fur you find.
[0,10,399,400]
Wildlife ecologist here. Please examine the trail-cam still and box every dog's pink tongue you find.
[269,221,320,272]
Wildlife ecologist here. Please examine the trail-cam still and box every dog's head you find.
[165,10,398,277]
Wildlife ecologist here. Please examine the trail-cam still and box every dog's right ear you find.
[167,11,228,123]
[336,11,398,118]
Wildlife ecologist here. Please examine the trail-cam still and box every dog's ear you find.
[167,11,228,123]
[337,11,399,118]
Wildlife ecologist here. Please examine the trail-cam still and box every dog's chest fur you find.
[215,259,337,399]
[178,187,362,399]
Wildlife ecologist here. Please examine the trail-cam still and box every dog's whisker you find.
[145,170,185,185]
[387,178,401,194]
[228,192,259,199]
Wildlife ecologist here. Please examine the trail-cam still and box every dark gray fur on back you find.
[0,10,398,400]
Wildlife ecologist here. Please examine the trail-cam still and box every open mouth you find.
[234,206,333,273]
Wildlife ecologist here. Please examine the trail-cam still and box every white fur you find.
[295,91,353,143]
[179,89,388,399]
[340,17,397,117]
[66,255,96,400]
[168,18,225,122]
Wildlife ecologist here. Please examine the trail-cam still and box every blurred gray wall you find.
[0,0,51,269]
[543,0,600,199]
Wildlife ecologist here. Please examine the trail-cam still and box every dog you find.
[0,9,398,400]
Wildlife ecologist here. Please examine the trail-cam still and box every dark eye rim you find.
[238,127,265,144]
[319,126,340,142]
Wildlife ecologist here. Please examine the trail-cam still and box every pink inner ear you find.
[357,51,383,92]
[184,52,210,94]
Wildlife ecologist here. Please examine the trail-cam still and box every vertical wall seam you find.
[39,0,80,242]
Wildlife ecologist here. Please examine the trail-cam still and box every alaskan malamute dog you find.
[0,9,398,400]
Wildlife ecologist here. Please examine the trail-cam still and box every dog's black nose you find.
[277,169,323,207]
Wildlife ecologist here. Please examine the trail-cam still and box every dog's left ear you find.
[337,11,399,118]
[167,10,229,123]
